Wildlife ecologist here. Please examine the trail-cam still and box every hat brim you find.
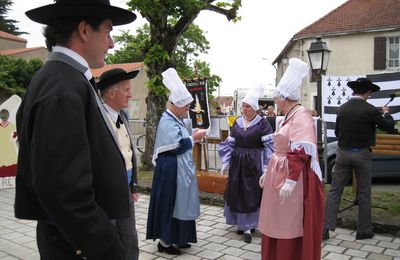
[347,81,380,92]
[97,70,139,90]
[25,3,136,26]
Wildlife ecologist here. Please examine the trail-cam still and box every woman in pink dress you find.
[258,58,324,260]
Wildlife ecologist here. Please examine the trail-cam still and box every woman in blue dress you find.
[146,68,206,255]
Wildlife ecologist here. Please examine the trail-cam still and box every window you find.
[127,99,140,120]
[374,36,400,70]
[388,36,400,68]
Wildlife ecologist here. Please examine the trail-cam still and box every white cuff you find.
[284,179,297,186]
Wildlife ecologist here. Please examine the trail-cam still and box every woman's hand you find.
[193,129,207,142]
[279,179,297,198]
[220,164,229,175]
[259,174,266,188]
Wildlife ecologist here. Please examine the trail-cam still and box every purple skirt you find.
[224,204,259,231]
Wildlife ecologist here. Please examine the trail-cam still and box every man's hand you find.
[382,106,390,114]
[132,193,139,202]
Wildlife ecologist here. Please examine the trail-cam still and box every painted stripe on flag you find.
[322,72,400,143]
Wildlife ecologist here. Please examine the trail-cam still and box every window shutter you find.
[374,37,386,70]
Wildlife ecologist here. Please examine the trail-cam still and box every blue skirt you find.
[146,152,197,245]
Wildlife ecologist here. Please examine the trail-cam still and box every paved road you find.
[0,188,399,260]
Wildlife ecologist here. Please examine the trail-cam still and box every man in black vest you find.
[98,68,140,260]
[323,78,395,241]
[15,1,137,259]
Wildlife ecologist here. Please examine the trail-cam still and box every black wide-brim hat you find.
[25,0,137,26]
[347,77,380,93]
[97,68,139,90]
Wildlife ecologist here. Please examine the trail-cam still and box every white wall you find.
[276,30,400,110]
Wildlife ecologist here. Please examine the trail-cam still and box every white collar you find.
[166,109,184,126]
[52,46,92,80]
[103,103,119,123]
[350,96,364,100]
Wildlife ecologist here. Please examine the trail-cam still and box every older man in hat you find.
[97,68,140,260]
[323,78,395,241]
[15,1,137,259]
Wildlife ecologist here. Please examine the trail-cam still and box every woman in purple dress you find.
[218,88,274,243]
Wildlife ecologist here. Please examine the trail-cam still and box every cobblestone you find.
[0,188,399,259]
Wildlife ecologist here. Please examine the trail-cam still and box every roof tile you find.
[91,62,144,78]
[215,96,234,106]
[0,31,27,43]
[294,0,400,39]
[0,47,45,56]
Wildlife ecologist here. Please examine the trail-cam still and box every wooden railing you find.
[195,133,400,195]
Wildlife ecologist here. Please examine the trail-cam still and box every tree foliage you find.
[107,21,220,96]
[107,26,149,64]
[124,0,241,169]
[0,55,42,102]
[0,0,25,35]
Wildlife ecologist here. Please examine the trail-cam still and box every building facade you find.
[273,0,400,111]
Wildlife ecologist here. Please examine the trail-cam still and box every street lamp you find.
[307,37,331,180]
[307,37,331,117]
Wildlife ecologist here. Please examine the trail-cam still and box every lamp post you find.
[307,37,331,180]
[307,37,331,117]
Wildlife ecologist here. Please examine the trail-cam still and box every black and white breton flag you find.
[322,72,400,143]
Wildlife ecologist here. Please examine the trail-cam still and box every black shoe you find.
[157,242,181,255]
[177,244,191,249]
[322,229,329,241]
[356,232,374,240]
[243,233,252,243]
[236,228,255,235]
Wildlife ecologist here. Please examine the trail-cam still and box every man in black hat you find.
[323,78,395,241]
[15,1,137,259]
[98,68,140,260]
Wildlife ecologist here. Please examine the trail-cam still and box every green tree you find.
[0,0,24,35]
[107,22,221,99]
[125,0,241,169]
[107,25,149,64]
[0,55,42,101]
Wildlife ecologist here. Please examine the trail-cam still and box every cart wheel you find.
[136,134,145,153]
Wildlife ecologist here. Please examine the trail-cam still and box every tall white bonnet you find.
[274,58,309,101]
[162,68,193,107]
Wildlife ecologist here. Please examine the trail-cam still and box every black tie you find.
[116,114,124,129]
